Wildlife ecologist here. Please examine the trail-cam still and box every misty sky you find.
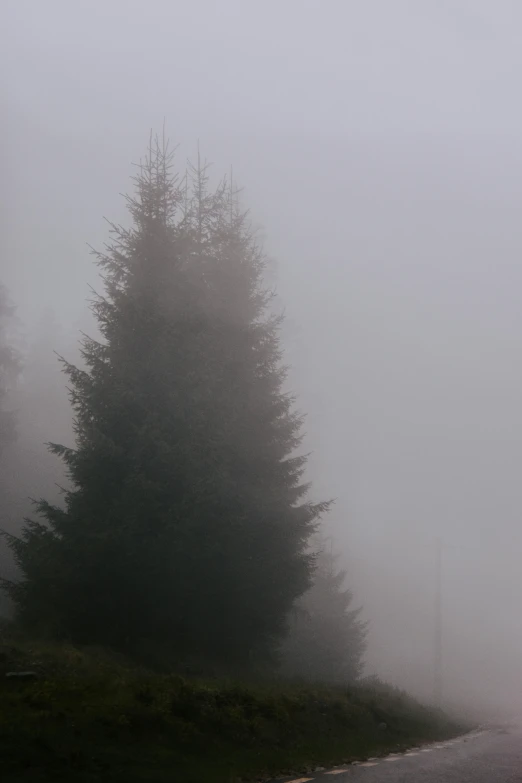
[5,0,522,711]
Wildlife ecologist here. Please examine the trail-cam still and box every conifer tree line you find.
[1,136,366,678]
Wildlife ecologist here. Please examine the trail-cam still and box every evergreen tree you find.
[0,284,21,454]
[3,138,327,665]
[279,535,367,683]
[0,284,22,617]
[1,309,72,535]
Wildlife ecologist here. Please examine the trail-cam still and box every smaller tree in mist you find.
[279,535,367,683]
[0,284,22,455]
[1,309,72,532]
[4,137,327,665]
[0,284,23,617]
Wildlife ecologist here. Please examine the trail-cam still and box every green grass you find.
[0,634,469,782]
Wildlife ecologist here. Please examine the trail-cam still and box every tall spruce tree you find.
[279,535,367,683]
[3,138,327,665]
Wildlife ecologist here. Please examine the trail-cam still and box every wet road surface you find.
[279,724,522,782]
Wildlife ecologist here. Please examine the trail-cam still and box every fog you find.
[4,0,522,716]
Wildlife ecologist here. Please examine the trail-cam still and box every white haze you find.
[4,0,522,716]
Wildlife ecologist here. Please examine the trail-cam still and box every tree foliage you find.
[4,138,328,665]
[279,535,367,683]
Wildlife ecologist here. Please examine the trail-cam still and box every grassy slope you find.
[0,636,469,783]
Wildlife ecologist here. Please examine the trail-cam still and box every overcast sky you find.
[4,0,522,711]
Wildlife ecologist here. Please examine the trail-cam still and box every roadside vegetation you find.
[0,633,467,783]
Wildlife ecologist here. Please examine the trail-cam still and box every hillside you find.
[0,633,468,783]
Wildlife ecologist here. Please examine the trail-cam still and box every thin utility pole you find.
[322,535,334,577]
[433,537,443,707]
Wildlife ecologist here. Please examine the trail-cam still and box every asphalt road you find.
[281,724,522,782]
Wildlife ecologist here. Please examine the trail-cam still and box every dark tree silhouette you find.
[4,138,327,666]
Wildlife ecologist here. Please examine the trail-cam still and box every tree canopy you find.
[4,139,328,667]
